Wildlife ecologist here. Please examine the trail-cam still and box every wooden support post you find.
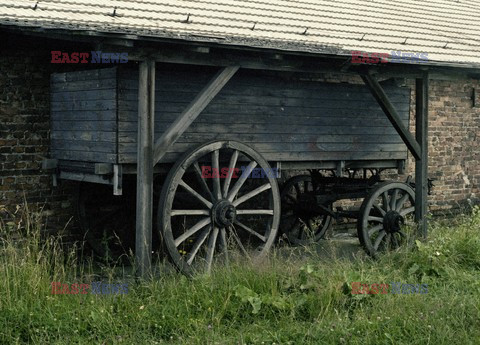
[361,72,421,160]
[415,73,429,237]
[153,66,239,164]
[136,59,155,277]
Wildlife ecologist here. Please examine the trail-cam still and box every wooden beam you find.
[360,72,421,160]
[153,66,239,164]
[135,59,155,277]
[415,73,429,237]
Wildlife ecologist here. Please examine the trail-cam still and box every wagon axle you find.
[383,211,405,234]
[212,200,237,227]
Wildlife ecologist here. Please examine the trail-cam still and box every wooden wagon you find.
[47,60,428,275]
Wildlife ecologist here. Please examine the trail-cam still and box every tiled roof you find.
[1,0,480,68]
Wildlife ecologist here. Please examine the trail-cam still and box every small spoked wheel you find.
[158,141,281,275]
[357,181,415,258]
[280,175,333,245]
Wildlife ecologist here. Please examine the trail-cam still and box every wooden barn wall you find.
[50,68,118,163]
[116,65,411,164]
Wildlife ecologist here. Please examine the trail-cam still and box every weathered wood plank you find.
[51,67,117,83]
[51,139,116,153]
[50,78,117,92]
[118,150,407,164]
[51,131,117,142]
[153,66,240,164]
[51,89,116,102]
[118,133,404,144]
[51,150,117,163]
[135,59,155,278]
[51,110,117,122]
[361,72,420,160]
[118,105,410,121]
[121,141,406,154]
[52,120,116,131]
[118,85,409,103]
[415,74,429,237]
[51,100,116,112]
[118,97,410,112]
[119,122,407,134]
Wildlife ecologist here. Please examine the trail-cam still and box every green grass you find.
[0,205,479,344]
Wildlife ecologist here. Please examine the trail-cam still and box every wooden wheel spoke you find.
[179,180,213,208]
[281,210,295,217]
[392,233,400,248]
[368,224,383,237]
[395,194,410,212]
[206,226,219,273]
[223,149,239,198]
[171,210,210,216]
[230,225,250,258]
[236,209,274,215]
[399,207,415,216]
[367,216,384,223]
[390,189,399,211]
[234,220,266,242]
[227,161,257,201]
[294,183,301,197]
[192,162,214,202]
[382,191,390,211]
[384,233,392,250]
[232,183,271,207]
[186,225,211,265]
[212,150,222,200]
[174,218,211,247]
[373,231,386,250]
[219,227,229,265]
[285,194,297,203]
[373,203,386,216]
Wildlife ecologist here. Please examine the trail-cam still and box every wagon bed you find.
[50,65,410,175]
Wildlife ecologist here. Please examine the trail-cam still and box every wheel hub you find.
[383,211,404,233]
[211,200,237,227]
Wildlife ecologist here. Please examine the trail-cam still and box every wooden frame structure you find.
[131,48,431,276]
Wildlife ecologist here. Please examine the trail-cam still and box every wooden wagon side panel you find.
[117,65,411,164]
[50,67,118,163]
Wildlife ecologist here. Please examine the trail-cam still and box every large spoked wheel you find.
[280,175,333,245]
[158,141,281,275]
[358,181,415,258]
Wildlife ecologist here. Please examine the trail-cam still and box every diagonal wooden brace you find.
[153,66,240,165]
[361,72,421,160]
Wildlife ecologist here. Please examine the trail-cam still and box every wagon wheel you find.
[158,140,281,275]
[357,181,415,258]
[280,175,333,245]
[77,181,136,263]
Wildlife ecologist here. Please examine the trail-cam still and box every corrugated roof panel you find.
[0,0,479,68]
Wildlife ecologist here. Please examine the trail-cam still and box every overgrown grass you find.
[0,205,479,344]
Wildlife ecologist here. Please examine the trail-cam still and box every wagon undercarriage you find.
[47,54,430,276]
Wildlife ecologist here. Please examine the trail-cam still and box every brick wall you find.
[411,78,480,213]
[0,33,93,230]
